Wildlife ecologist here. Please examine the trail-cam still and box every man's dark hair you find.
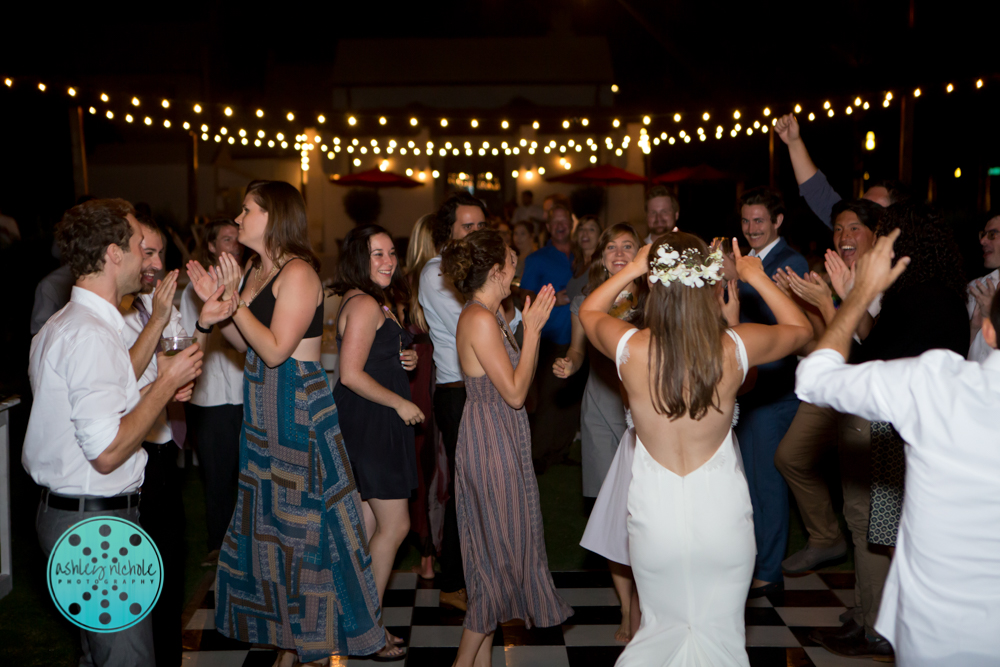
[868,179,912,206]
[740,187,785,223]
[432,192,489,250]
[332,224,410,307]
[56,198,136,279]
[991,289,1000,340]
[645,185,679,213]
[522,190,533,198]
[831,198,882,231]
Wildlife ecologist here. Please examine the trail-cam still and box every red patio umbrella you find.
[545,163,647,186]
[329,168,424,188]
[651,164,730,184]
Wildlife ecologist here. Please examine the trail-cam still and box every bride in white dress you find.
[578,233,812,666]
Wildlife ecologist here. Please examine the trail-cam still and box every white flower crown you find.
[648,244,725,288]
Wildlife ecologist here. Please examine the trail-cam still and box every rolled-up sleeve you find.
[64,333,132,460]
[795,348,918,426]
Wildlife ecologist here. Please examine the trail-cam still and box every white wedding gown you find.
[613,328,756,667]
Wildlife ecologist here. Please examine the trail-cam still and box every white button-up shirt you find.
[179,283,244,407]
[966,269,998,364]
[418,255,464,384]
[23,286,147,496]
[748,236,781,261]
[796,347,1000,666]
[121,291,187,444]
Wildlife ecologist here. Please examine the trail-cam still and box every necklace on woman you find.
[248,260,281,304]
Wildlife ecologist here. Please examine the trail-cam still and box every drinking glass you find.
[160,336,195,357]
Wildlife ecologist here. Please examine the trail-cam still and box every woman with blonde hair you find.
[579,232,811,666]
[189,180,385,666]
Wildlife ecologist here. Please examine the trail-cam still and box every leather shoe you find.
[808,618,863,644]
[815,626,895,662]
[747,581,783,599]
[439,588,468,612]
[781,540,848,573]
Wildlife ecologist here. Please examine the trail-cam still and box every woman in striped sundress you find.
[441,230,573,667]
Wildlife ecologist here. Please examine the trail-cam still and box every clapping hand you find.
[772,267,794,298]
[151,270,180,326]
[217,253,244,301]
[824,250,855,300]
[186,260,220,302]
[523,284,557,336]
[197,285,237,328]
[852,228,909,300]
[786,270,834,309]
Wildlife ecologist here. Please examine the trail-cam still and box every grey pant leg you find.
[36,500,156,667]
[838,415,891,637]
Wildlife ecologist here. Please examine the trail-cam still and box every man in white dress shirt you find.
[797,228,1000,666]
[23,199,202,667]
[418,192,487,610]
[967,213,1000,363]
[119,217,189,667]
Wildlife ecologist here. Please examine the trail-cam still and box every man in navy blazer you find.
[736,187,810,598]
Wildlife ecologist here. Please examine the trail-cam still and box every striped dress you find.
[455,301,573,634]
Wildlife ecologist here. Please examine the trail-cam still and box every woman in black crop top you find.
[331,224,421,659]
[189,180,387,663]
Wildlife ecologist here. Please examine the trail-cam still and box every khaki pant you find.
[775,402,843,548]
[839,414,891,636]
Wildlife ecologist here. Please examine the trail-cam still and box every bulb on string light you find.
[67,87,76,96]
[946,83,954,93]
[611,84,619,93]
[4,78,12,87]
[613,119,621,127]
[183,122,190,130]
[955,167,962,178]
[144,117,152,125]
[239,128,246,137]
[224,106,233,116]
[220,127,228,135]
[202,133,209,140]
[885,92,893,100]
[160,99,169,108]
[347,115,356,125]
[228,137,235,144]
[827,109,834,117]
[269,140,275,147]
[763,108,771,116]
[977,79,984,89]
[753,121,760,128]
[794,104,802,113]
[562,120,570,129]
[410,117,418,126]
[863,101,870,109]
[642,115,651,125]
[287,112,295,121]
[101,93,109,102]
[164,120,171,128]
[582,118,589,126]
[823,101,831,109]
[193,104,201,113]
[418,172,426,180]
[532,121,539,129]
[432,170,440,178]
[914,88,921,97]
[125,114,133,123]
[733,110,740,119]
[865,131,875,150]
[808,112,816,121]
[501,120,509,129]
[378,116,386,125]
[353,158,361,166]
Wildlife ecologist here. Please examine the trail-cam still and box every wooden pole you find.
[69,106,89,198]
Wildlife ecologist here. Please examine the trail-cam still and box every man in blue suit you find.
[735,187,810,598]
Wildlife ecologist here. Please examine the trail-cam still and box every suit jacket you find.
[738,237,809,406]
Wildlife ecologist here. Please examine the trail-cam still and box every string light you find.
[164,120,171,128]
[794,104,802,113]
[673,113,681,122]
[846,106,853,114]
[161,99,170,108]
[125,114,133,123]
[865,131,875,150]
[348,116,356,126]
[808,112,816,121]
[642,115,651,125]
[955,167,962,178]
[582,118,589,126]
[733,110,740,119]
[287,112,295,121]
[501,120,509,129]
[763,108,771,116]
[562,120,570,128]
[379,116,387,125]
[823,101,831,109]
[946,83,954,93]
[182,122,190,130]
[410,117,418,126]
[220,127,227,135]
[471,119,478,128]
[613,119,620,128]
[611,84,619,93]
[193,104,201,113]
[702,112,710,121]
[224,106,233,116]
[101,93,109,102]
[68,87,76,97]
[532,121,539,129]
[144,117,152,125]
[432,170,440,178]
[538,167,545,175]
[977,79,984,88]
[4,78,11,87]
[913,88,921,97]
[828,109,834,117]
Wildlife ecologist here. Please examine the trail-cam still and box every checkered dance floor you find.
[181,570,867,666]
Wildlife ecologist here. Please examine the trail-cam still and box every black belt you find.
[43,489,141,512]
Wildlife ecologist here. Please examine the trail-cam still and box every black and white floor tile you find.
[181,570,866,666]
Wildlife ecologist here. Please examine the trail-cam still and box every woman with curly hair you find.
[854,202,969,556]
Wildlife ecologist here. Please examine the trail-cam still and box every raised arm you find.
[338,294,424,425]
[579,245,649,359]
[731,241,814,366]
[468,286,555,409]
[775,114,818,185]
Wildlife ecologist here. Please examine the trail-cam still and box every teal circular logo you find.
[47,517,162,633]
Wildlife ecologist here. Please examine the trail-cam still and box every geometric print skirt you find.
[867,420,906,548]
[215,348,385,661]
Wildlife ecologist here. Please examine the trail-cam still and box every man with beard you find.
[520,203,582,471]
[643,185,680,244]
[23,199,202,666]
[119,216,189,667]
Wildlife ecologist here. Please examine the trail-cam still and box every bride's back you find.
[619,328,743,477]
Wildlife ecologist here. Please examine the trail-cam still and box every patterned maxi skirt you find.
[215,348,385,661]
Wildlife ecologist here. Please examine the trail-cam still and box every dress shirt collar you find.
[749,236,781,261]
[71,285,127,334]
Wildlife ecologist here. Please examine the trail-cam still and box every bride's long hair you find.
[644,232,728,421]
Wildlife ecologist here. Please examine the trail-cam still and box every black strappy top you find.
[243,258,324,338]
